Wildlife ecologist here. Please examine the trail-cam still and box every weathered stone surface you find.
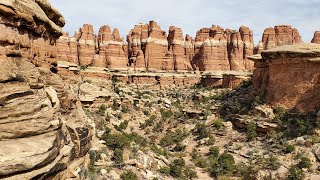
[262,25,302,50]
[198,25,229,71]
[168,26,192,70]
[145,21,172,71]
[312,31,320,44]
[78,24,95,66]
[250,43,320,113]
[0,2,92,179]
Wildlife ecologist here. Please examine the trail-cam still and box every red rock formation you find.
[312,31,320,43]
[228,31,246,71]
[184,34,195,69]
[145,21,172,71]
[198,25,229,71]
[249,43,320,113]
[168,26,192,70]
[105,28,128,69]
[262,25,302,50]
[127,24,146,70]
[193,28,210,69]
[95,25,112,67]
[78,24,95,66]
[239,26,255,71]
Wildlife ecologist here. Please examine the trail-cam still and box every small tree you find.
[246,122,257,141]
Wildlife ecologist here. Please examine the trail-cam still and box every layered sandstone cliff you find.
[0,0,92,179]
[249,43,320,113]
[191,25,254,71]
[261,25,302,50]
[312,31,320,44]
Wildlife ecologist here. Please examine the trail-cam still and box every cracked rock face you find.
[0,0,93,179]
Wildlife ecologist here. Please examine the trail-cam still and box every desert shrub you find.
[120,170,137,180]
[209,146,220,159]
[184,166,198,179]
[169,158,186,178]
[159,166,171,176]
[160,129,188,147]
[151,144,169,157]
[113,148,123,164]
[276,108,318,139]
[103,132,147,150]
[193,123,210,140]
[284,144,296,154]
[209,152,235,177]
[213,118,225,129]
[265,154,281,170]
[115,120,129,131]
[161,109,173,119]
[237,163,260,180]
[174,143,186,152]
[287,165,305,180]
[153,121,164,132]
[246,122,257,141]
[194,157,208,168]
[111,100,119,111]
[297,157,311,169]
[96,104,106,116]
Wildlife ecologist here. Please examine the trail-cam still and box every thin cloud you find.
[50,0,319,43]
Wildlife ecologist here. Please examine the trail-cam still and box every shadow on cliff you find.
[287,75,320,114]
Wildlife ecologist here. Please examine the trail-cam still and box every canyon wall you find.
[249,43,320,113]
[56,22,259,72]
[260,25,302,50]
[0,0,92,179]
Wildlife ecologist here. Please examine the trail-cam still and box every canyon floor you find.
[76,78,320,180]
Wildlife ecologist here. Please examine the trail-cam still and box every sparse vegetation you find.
[120,170,138,180]
[246,122,257,141]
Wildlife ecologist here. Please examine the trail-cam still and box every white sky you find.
[50,0,320,44]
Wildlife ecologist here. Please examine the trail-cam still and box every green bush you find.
[284,144,295,154]
[159,166,170,176]
[194,157,208,168]
[184,166,198,179]
[209,152,235,177]
[287,165,305,180]
[174,143,186,152]
[161,109,173,120]
[151,144,169,157]
[209,146,220,159]
[96,104,106,116]
[113,148,123,164]
[246,122,257,141]
[115,120,129,131]
[237,163,260,180]
[213,118,225,129]
[297,157,311,169]
[193,123,210,140]
[265,154,281,170]
[120,170,138,180]
[170,158,185,178]
[160,129,188,147]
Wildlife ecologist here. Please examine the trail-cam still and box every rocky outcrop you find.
[168,26,192,70]
[145,21,172,71]
[312,31,320,44]
[0,1,92,179]
[191,25,254,72]
[261,25,302,50]
[78,24,95,66]
[249,43,320,113]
